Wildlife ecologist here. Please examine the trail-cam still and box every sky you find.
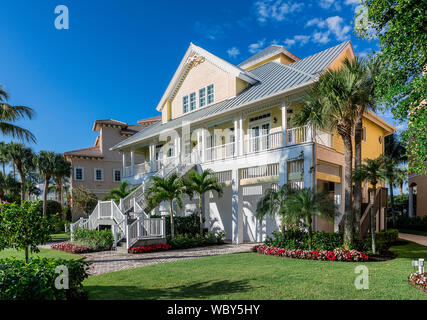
[0,0,403,156]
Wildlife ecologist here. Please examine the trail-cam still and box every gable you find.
[244,52,296,71]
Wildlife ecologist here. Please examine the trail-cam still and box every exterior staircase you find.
[70,152,199,250]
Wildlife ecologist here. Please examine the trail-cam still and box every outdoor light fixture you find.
[412,258,425,273]
[273,117,277,124]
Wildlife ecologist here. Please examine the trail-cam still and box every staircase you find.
[70,152,199,250]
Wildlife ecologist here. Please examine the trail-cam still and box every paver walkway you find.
[399,233,427,247]
[81,243,255,275]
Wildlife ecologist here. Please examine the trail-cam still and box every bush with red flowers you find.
[128,242,172,254]
[51,242,92,254]
[251,245,369,262]
[409,272,427,292]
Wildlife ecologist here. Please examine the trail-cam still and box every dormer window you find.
[207,84,214,104]
[199,88,206,107]
[190,92,196,111]
[183,95,189,113]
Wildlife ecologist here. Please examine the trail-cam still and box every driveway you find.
[399,233,427,247]
[82,243,255,275]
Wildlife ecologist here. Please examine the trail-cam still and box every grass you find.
[0,247,82,260]
[50,232,71,242]
[398,229,427,237]
[84,240,427,300]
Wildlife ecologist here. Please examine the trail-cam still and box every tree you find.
[71,186,98,216]
[0,142,10,175]
[6,142,35,203]
[394,167,407,195]
[385,133,407,164]
[0,85,36,143]
[0,201,54,263]
[353,156,386,254]
[183,169,224,236]
[294,59,362,248]
[144,173,184,238]
[103,181,135,204]
[35,151,56,216]
[52,154,71,209]
[382,156,399,227]
[355,0,426,174]
[0,172,20,202]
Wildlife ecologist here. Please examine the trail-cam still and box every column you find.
[281,102,287,147]
[408,186,414,217]
[122,152,127,177]
[130,149,135,176]
[303,145,313,190]
[197,130,201,160]
[278,159,287,186]
[233,118,238,156]
[239,115,244,156]
[149,144,155,171]
[231,169,239,244]
[201,129,206,163]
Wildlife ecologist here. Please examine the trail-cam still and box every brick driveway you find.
[81,243,255,275]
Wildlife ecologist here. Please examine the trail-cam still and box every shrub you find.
[72,228,113,251]
[152,213,201,237]
[252,245,369,262]
[394,215,427,231]
[372,229,399,254]
[167,232,225,249]
[128,243,172,254]
[0,257,90,300]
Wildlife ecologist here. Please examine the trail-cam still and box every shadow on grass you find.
[85,279,251,300]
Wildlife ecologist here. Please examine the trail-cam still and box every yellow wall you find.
[244,53,296,71]
[327,45,354,71]
[242,105,282,141]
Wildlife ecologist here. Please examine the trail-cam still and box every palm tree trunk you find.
[342,133,354,249]
[25,247,29,264]
[354,119,363,238]
[370,187,376,254]
[18,168,25,204]
[199,195,204,236]
[389,182,396,227]
[43,175,50,216]
[169,201,175,238]
[399,184,403,195]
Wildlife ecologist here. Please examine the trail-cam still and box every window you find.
[199,87,206,107]
[207,84,214,104]
[183,95,189,113]
[190,92,196,111]
[74,167,84,181]
[94,168,103,181]
[113,169,121,182]
[362,126,367,142]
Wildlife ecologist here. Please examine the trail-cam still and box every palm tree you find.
[294,59,362,248]
[0,172,20,202]
[0,142,10,175]
[144,173,184,238]
[394,167,407,195]
[0,85,36,143]
[183,169,224,235]
[353,156,386,254]
[52,154,71,208]
[35,151,56,216]
[385,133,407,164]
[6,142,35,203]
[103,181,135,204]
[282,188,337,250]
[382,156,399,227]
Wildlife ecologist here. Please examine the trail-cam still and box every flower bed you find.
[252,245,369,262]
[51,242,92,254]
[128,242,172,254]
[409,272,427,293]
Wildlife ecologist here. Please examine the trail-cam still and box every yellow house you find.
[71,41,396,248]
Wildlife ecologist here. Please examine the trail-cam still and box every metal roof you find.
[111,41,348,151]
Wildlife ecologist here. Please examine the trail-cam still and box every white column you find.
[303,145,313,189]
[231,168,240,244]
[278,159,287,186]
[239,115,244,156]
[408,186,414,217]
[197,130,201,159]
[281,102,287,146]
[234,119,238,156]
[122,152,127,177]
[201,129,206,163]
[130,149,135,176]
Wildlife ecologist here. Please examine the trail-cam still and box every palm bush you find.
[103,181,135,204]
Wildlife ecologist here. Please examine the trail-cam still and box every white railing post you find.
[112,224,117,248]
[162,217,166,238]
[119,198,123,212]
[111,200,114,219]
[126,224,130,249]
[97,201,101,219]
[137,216,141,239]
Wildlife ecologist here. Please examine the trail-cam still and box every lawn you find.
[399,229,427,237]
[0,247,82,260]
[84,240,427,300]
[50,232,71,242]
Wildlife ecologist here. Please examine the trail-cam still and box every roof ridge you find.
[268,61,317,79]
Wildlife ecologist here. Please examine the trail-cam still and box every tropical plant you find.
[6,142,35,203]
[183,169,224,235]
[382,156,399,227]
[0,172,20,202]
[0,85,36,143]
[0,201,54,263]
[394,167,407,195]
[144,173,184,238]
[35,151,56,216]
[384,133,407,164]
[103,181,135,204]
[294,58,364,248]
[52,154,71,208]
[353,156,387,254]
[71,186,98,216]
[0,142,10,175]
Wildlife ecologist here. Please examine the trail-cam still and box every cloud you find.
[306,18,326,28]
[312,31,330,44]
[344,0,360,5]
[305,15,351,43]
[325,16,351,41]
[227,47,240,58]
[254,0,304,23]
[319,0,341,10]
[284,35,310,47]
[248,39,266,53]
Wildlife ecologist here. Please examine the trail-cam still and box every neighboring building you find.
[408,173,426,218]
[64,118,160,200]
[71,41,396,247]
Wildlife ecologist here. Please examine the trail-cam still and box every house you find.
[71,41,396,248]
[64,118,160,202]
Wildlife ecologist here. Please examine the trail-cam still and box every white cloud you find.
[319,0,341,10]
[248,39,266,53]
[344,0,360,5]
[284,35,311,47]
[254,0,304,23]
[305,15,351,42]
[312,31,330,44]
[306,18,326,28]
[325,16,351,41]
[227,47,240,58]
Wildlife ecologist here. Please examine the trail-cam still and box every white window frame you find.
[74,167,84,181]
[94,168,104,182]
[190,92,196,111]
[207,84,214,104]
[199,87,206,107]
[113,169,121,182]
[362,126,367,142]
[183,95,189,113]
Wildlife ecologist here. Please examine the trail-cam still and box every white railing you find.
[126,217,166,249]
[315,129,333,148]
[245,131,283,154]
[124,166,132,178]
[205,142,235,162]
[286,125,310,145]
[240,163,279,180]
[134,162,151,176]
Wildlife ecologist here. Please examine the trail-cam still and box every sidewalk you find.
[399,233,427,247]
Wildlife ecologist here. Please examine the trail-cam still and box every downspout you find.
[311,125,317,232]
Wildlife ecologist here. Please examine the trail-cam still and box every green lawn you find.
[84,240,427,300]
[50,232,71,242]
[0,247,82,260]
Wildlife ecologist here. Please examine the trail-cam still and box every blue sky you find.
[0,0,400,155]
